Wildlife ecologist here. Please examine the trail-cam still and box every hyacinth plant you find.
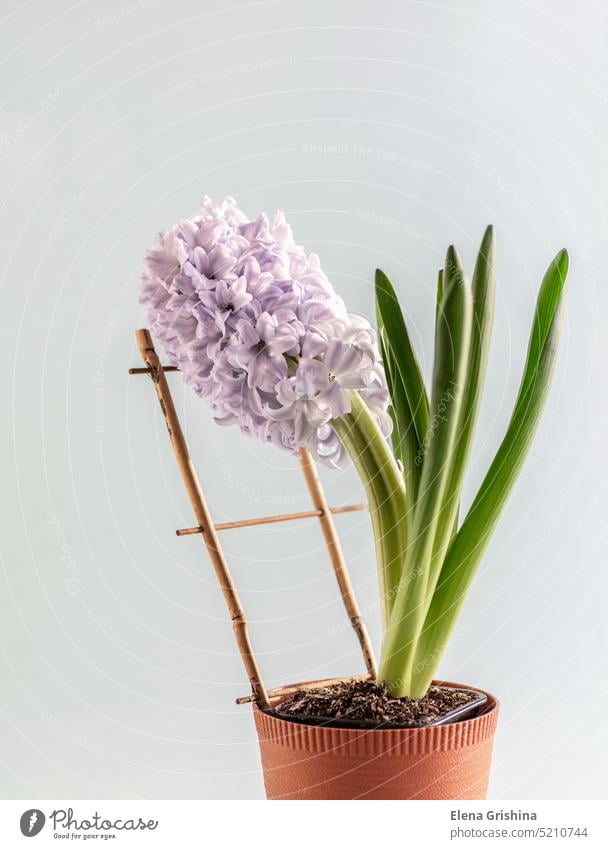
[140,196,568,699]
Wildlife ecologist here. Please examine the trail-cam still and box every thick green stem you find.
[333,392,407,629]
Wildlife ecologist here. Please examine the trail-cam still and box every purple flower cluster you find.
[140,196,390,465]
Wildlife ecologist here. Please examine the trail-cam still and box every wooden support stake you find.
[128,365,179,375]
[175,503,366,536]
[135,329,269,707]
[298,447,377,678]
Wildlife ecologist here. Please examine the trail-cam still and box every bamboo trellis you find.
[130,328,376,708]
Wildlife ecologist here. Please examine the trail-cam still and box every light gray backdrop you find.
[1,0,606,800]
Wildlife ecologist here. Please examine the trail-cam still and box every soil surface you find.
[275,679,477,727]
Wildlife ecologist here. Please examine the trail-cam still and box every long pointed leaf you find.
[409,249,569,695]
[430,226,496,562]
[435,268,444,323]
[435,265,463,543]
[378,246,474,695]
[411,245,474,590]
[379,326,420,506]
[375,269,430,453]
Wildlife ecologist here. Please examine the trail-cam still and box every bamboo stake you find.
[298,447,377,678]
[175,503,366,535]
[135,329,269,707]
[128,365,178,375]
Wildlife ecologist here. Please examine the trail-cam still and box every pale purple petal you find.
[139,196,390,464]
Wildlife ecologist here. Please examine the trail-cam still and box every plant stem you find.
[333,392,407,629]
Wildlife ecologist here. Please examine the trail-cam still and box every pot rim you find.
[253,677,499,755]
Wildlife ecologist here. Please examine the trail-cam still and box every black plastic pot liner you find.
[266,687,488,730]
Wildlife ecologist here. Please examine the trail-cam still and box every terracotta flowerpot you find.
[254,677,499,800]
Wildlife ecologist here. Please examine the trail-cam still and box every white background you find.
[1,0,606,799]
[1,800,607,848]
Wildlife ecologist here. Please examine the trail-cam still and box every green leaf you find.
[378,246,474,695]
[435,268,444,323]
[379,327,421,510]
[408,248,569,696]
[375,269,430,454]
[411,245,474,591]
[430,226,496,566]
[514,248,569,417]
[435,265,463,544]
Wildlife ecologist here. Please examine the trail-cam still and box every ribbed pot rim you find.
[254,678,499,757]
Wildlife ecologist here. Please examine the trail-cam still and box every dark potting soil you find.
[275,679,478,727]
